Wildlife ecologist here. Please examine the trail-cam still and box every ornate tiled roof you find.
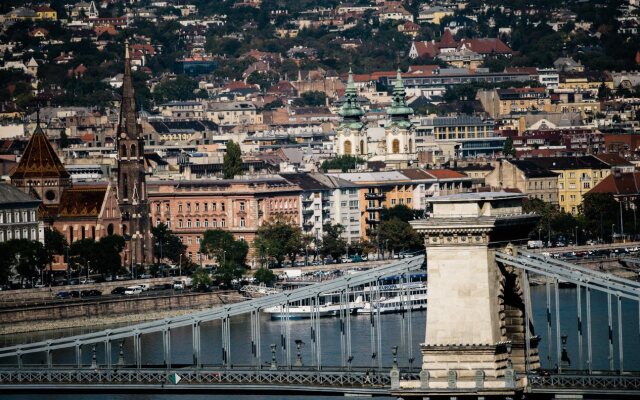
[57,185,107,218]
[9,123,70,180]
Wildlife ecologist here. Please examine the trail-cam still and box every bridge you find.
[0,192,639,399]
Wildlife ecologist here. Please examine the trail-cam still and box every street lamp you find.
[270,344,277,370]
[294,339,305,367]
[391,346,398,369]
[560,334,571,369]
[612,224,616,243]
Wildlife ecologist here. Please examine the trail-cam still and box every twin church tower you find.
[335,69,417,169]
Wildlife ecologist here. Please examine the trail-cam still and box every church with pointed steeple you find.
[116,40,152,266]
[383,69,417,169]
[336,69,367,157]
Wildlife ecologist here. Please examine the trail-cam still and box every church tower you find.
[384,69,416,169]
[117,40,152,267]
[336,69,367,158]
[10,113,71,210]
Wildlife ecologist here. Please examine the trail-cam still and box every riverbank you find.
[0,291,246,336]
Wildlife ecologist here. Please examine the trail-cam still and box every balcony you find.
[302,197,314,204]
[366,205,384,211]
[302,208,314,215]
[365,192,385,200]
[366,217,380,225]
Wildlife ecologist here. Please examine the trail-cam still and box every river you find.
[1,285,639,399]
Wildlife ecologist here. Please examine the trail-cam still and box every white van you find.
[124,286,142,295]
[138,283,151,291]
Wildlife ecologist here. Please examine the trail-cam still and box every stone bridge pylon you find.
[409,192,540,394]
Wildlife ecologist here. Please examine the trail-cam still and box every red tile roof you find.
[10,126,69,180]
[459,38,513,55]
[424,169,468,179]
[57,185,107,218]
[587,172,640,196]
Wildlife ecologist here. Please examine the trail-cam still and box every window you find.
[196,219,200,228]
[560,195,565,202]
[583,182,590,189]
[188,237,192,244]
[240,202,245,212]
[178,204,183,213]
[240,218,245,227]
[195,203,200,212]
[569,172,575,178]
[156,203,161,213]
[187,219,192,228]
[204,219,209,228]
[204,203,208,212]
[213,219,218,227]
[570,195,576,201]
[186,203,191,212]
[391,199,396,205]
[212,203,216,211]
[196,237,201,244]
[178,219,183,228]
[399,198,404,204]
[407,198,412,204]
[221,203,225,211]
[221,219,226,227]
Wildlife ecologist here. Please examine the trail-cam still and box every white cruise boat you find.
[264,296,364,320]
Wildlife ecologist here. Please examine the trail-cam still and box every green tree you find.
[320,155,366,172]
[254,267,276,286]
[69,239,99,276]
[379,204,417,223]
[192,268,212,287]
[293,91,327,107]
[246,70,280,91]
[7,239,48,285]
[579,193,620,242]
[0,242,11,285]
[223,140,242,179]
[320,223,347,260]
[152,75,198,103]
[200,229,248,266]
[215,261,245,288]
[503,136,516,157]
[152,223,187,264]
[377,218,422,256]
[96,235,126,278]
[254,219,303,267]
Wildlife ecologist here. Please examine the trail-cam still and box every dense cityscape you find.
[0,0,640,399]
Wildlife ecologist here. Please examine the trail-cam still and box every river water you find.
[1,285,639,400]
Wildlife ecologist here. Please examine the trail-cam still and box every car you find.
[111,287,127,295]
[69,290,81,298]
[81,289,102,297]
[55,291,71,299]
[137,283,151,291]
[124,286,142,295]
[139,274,152,279]
[68,279,79,285]
[79,278,96,284]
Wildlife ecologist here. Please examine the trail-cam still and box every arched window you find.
[408,138,413,153]
[130,144,136,157]
[344,140,352,155]
[392,139,400,154]
[121,144,127,158]
[107,223,114,236]
[123,174,128,198]
[81,226,86,240]
[360,140,365,155]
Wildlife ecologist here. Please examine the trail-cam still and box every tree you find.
[152,223,187,265]
[293,91,327,107]
[503,135,516,157]
[380,204,417,223]
[320,223,347,260]
[223,140,242,179]
[320,155,366,172]
[580,193,620,242]
[254,219,303,267]
[59,131,69,149]
[96,235,126,278]
[152,75,198,103]
[200,229,247,265]
[69,239,99,276]
[254,267,276,286]
[0,242,11,285]
[377,218,422,255]
[7,239,48,285]
[215,261,245,288]
[192,268,212,287]
[44,227,68,283]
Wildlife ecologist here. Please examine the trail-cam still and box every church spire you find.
[338,67,364,123]
[119,39,138,139]
[387,68,413,125]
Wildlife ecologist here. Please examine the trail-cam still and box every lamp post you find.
[270,344,277,370]
[391,346,398,369]
[612,224,616,243]
[294,340,305,367]
[560,334,571,370]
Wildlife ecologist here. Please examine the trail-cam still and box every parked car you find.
[69,290,81,298]
[81,289,102,297]
[124,286,142,295]
[111,287,126,295]
[55,291,71,299]
[137,283,151,291]
[139,274,152,279]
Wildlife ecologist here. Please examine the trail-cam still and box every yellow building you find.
[527,156,611,214]
[558,72,614,95]
[35,6,57,20]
